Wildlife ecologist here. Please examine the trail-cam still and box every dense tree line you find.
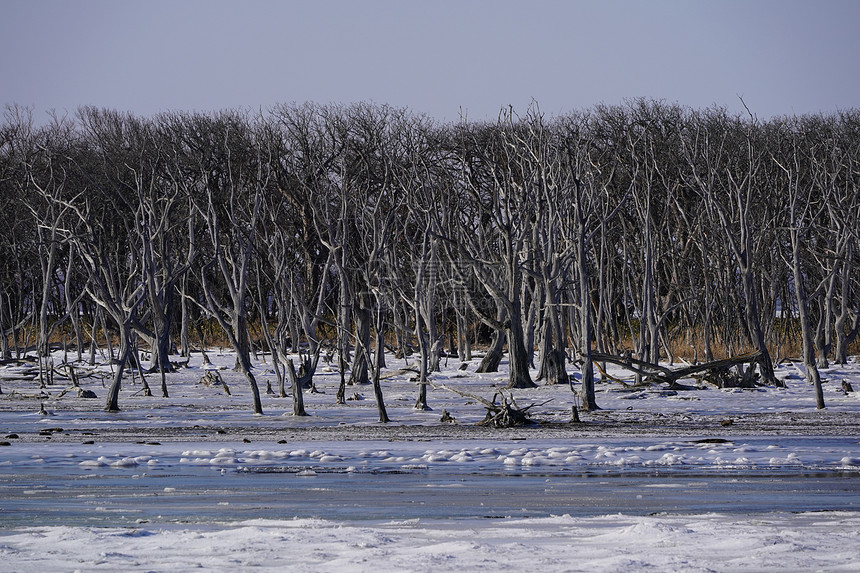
[1,100,858,415]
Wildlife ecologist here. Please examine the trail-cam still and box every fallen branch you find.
[594,360,635,387]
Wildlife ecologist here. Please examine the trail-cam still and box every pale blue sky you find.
[2,0,858,122]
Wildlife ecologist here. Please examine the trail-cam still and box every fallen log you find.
[591,351,763,389]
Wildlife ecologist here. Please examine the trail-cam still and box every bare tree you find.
[681,108,781,386]
[770,116,830,407]
[555,110,633,410]
[58,109,151,411]
[188,111,267,415]
[830,111,860,364]
[23,114,79,386]
[0,106,41,360]
[446,112,536,389]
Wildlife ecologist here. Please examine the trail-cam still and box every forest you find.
[1,99,858,416]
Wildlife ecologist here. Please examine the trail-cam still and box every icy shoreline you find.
[2,404,859,450]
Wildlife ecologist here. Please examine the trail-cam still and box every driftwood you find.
[477,392,537,428]
[54,385,98,399]
[198,370,231,395]
[591,351,763,389]
[0,358,37,367]
[381,366,419,380]
[432,383,549,428]
[0,365,39,381]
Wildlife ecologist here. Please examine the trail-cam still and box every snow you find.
[2,513,860,572]
[1,349,860,572]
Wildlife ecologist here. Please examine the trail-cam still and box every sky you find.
[1,0,858,124]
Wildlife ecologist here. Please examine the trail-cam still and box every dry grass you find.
[17,317,860,364]
[594,326,860,364]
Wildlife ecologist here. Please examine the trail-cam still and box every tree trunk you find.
[741,267,781,388]
[815,271,837,368]
[538,281,568,385]
[335,269,351,404]
[505,297,536,389]
[272,350,286,398]
[372,303,390,423]
[0,293,10,360]
[477,328,505,373]
[833,247,853,365]
[523,283,537,370]
[393,303,409,360]
[105,320,131,412]
[235,347,264,415]
[285,358,307,416]
[578,229,598,411]
[414,308,430,411]
[179,274,191,358]
[232,311,251,372]
[791,232,825,409]
[349,301,371,385]
[455,301,471,362]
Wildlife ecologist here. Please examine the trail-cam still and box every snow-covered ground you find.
[1,349,859,572]
[3,513,860,572]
